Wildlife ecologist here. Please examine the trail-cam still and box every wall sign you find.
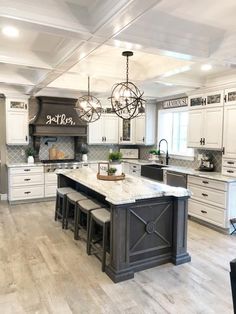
[46,114,76,125]
[162,97,188,109]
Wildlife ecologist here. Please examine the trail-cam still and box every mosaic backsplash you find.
[7,136,222,172]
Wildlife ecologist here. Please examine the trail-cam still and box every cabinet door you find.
[188,94,204,110]
[6,111,29,145]
[225,88,236,106]
[223,105,236,158]
[88,117,103,144]
[206,90,224,107]
[187,110,203,148]
[119,118,135,144]
[203,107,223,149]
[103,115,119,144]
[135,115,145,144]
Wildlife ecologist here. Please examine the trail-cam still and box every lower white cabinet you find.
[8,165,44,202]
[45,172,57,197]
[188,175,236,231]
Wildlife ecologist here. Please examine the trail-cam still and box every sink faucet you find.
[158,138,169,165]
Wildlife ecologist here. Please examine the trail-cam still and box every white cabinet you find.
[8,165,44,202]
[187,107,223,149]
[6,98,29,145]
[88,114,119,144]
[119,118,135,144]
[223,105,236,159]
[135,104,156,145]
[188,90,224,109]
[188,175,236,232]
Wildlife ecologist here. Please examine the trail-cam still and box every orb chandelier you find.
[75,76,102,123]
[109,51,145,120]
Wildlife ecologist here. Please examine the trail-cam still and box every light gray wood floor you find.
[0,200,234,314]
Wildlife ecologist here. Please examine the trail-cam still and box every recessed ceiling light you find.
[201,64,212,71]
[2,26,19,38]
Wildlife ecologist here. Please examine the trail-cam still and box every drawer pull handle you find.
[227,170,234,173]
[202,193,208,197]
[202,181,209,184]
[24,191,31,194]
[24,169,31,172]
[24,178,31,181]
[201,210,207,214]
[227,161,234,165]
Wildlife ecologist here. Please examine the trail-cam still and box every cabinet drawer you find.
[10,166,44,175]
[11,173,44,186]
[188,184,226,208]
[222,167,236,177]
[10,185,44,201]
[188,199,226,227]
[45,185,57,197]
[188,175,227,191]
[45,172,57,184]
[222,159,236,168]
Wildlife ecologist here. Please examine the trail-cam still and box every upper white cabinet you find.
[187,107,223,149]
[189,90,224,109]
[6,98,29,145]
[224,88,236,106]
[119,118,135,144]
[88,114,119,144]
[135,103,156,145]
[223,105,236,158]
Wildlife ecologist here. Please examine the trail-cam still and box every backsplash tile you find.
[39,137,74,160]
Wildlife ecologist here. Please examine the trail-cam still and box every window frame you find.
[157,107,194,161]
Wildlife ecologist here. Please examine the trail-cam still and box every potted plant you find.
[148,149,160,161]
[25,147,36,164]
[107,167,117,176]
[80,143,89,162]
[108,151,123,175]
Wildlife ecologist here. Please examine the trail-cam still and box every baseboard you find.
[0,194,7,201]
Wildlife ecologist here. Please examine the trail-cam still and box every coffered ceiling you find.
[0,0,236,100]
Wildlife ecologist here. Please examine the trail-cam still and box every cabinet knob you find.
[24,178,31,181]
[224,95,227,102]
[202,181,209,184]
[24,169,31,172]
[24,191,31,194]
[227,170,234,173]
[25,135,28,141]
[201,210,207,214]
[202,138,205,145]
[200,138,203,145]
[142,137,145,142]
[202,193,208,197]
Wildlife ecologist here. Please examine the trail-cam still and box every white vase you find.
[82,154,88,162]
[27,155,34,164]
[109,161,122,176]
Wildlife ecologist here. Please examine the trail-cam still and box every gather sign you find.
[46,114,76,125]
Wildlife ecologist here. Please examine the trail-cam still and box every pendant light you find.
[109,51,145,120]
[75,76,102,123]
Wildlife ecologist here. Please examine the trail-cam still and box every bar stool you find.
[75,199,102,252]
[65,191,88,232]
[54,187,75,228]
[88,208,110,272]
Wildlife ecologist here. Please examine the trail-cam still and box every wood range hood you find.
[29,96,87,137]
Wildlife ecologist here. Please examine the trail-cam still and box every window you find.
[158,108,194,158]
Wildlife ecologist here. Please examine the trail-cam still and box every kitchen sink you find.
[141,164,168,181]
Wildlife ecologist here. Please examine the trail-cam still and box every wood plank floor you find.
[0,200,235,314]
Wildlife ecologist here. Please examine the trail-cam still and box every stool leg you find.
[102,222,107,272]
[64,198,69,230]
[62,196,66,229]
[86,212,91,254]
[54,194,59,221]
[88,216,94,255]
[74,205,80,240]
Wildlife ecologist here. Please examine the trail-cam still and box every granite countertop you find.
[165,166,236,183]
[62,168,191,205]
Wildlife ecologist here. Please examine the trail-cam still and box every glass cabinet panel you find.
[189,96,203,108]
[122,119,131,141]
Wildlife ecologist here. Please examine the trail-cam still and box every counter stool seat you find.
[88,208,111,272]
[65,191,88,231]
[75,199,102,251]
[55,187,75,229]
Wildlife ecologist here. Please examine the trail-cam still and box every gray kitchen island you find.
[58,168,191,283]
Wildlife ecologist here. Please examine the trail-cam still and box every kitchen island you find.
[58,168,191,283]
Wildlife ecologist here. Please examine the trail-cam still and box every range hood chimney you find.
[30,96,87,137]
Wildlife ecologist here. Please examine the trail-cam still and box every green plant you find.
[149,149,160,155]
[25,147,36,157]
[108,151,123,162]
[107,167,117,175]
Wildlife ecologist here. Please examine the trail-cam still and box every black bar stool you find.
[88,208,110,272]
[65,191,88,232]
[54,187,75,228]
[75,199,102,252]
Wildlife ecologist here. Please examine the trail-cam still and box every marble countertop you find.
[62,168,191,205]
